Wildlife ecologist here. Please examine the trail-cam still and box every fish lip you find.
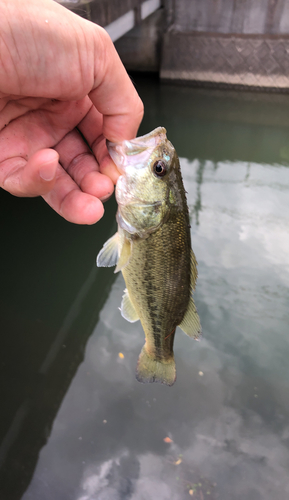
[106,142,126,174]
[106,127,167,173]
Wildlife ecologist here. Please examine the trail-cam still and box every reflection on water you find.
[191,160,205,226]
[23,157,289,500]
[1,76,289,500]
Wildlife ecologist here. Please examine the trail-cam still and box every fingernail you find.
[100,192,113,202]
[39,163,56,181]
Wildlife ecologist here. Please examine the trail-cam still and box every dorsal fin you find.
[178,296,201,339]
[190,249,198,292]
[178,248,201,339]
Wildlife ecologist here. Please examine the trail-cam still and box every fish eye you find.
[153,160,167,177]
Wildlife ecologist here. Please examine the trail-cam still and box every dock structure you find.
[60,0,289,91]
[57,0,164,72]
[161,0,289,91]
[57,0,162,41]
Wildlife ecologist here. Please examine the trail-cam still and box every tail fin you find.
[136,345,176,386]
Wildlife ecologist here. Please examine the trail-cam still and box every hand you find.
[0,0,143,224]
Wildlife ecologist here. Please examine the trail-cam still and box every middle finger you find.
[55,128,114,200]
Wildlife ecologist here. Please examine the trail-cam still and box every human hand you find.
[0,0,143,224]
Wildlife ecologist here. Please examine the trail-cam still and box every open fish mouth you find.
[107,127,167,174]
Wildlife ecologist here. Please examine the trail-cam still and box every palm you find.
[0,96,115,223]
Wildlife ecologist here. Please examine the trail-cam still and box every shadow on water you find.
[0,191,118,499]
[1,74,289,500]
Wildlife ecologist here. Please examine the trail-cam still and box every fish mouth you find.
[107,127,167,174]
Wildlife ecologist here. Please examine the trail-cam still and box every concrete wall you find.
[173,0,289,35]
[57,0,163,34]
[57,0,164,62]
[58,0,289,90]
[57,0,141,26]
[114,8,164,72]
[161,0,289,90]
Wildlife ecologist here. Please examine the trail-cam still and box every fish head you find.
[108,127,180,236]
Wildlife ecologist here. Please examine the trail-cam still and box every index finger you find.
[89,28,144,143]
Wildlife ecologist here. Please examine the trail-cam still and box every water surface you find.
[1,76,289,500]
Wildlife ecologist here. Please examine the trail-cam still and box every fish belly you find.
[122,212,191,385]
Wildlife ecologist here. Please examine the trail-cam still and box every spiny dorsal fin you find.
[178,295,202,340]
[121,289,139,323]
[191,248,198,292]
[96,233,119,268]
[114,237,132,273]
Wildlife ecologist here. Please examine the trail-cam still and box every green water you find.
[1,76,289,500]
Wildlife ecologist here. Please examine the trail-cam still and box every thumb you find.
[1,149,59,197]
[89,28,144,142]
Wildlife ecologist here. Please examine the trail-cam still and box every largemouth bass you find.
[97,127,201,386]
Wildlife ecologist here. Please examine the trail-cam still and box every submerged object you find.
[97,127,201,386]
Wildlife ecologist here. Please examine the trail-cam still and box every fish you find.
[97,127,201,386]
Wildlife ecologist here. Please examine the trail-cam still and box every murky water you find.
[1,76,289,500]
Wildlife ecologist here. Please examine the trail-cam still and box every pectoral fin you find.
[96,233,119,268]
[178,296,201,340]
[114,237,132,273]
[96,232,132,273]
[121,289,139,323]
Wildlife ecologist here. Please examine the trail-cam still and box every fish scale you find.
[122,210,191,362]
